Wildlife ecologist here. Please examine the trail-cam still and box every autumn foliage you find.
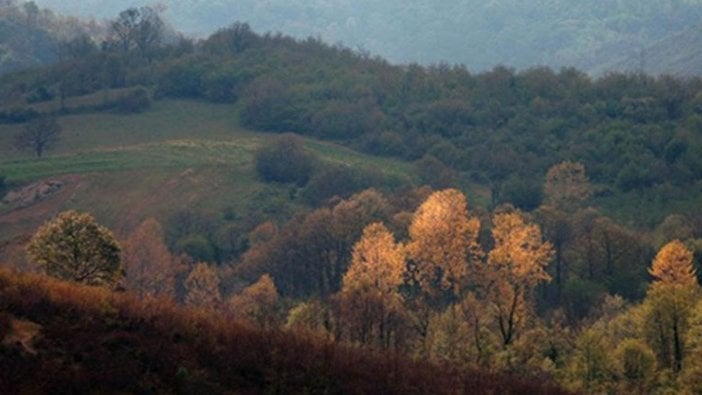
[0,268,569,394]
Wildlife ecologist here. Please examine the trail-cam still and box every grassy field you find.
[0,99,422,264]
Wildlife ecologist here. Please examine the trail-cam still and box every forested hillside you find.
[2,4,702,394]
[31,0,702,74]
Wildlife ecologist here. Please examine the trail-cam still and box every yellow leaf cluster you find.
[342,222,405,297]
[649,240,697,287]
[488,212,553,285]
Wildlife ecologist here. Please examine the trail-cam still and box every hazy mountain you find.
[30,0,702,74]
[593,24,702,77]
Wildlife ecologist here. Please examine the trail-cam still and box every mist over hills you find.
[30,0,702,75]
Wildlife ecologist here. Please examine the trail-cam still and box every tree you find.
[109,7,164,61]
[122,218,182,300]
[487,211,553,346]
[27,210,122,286]
[13,116,61,158]
[680,299,702,393]
[649,240,697,287]
[614,339,656,394]
[229,274,282,329]
[407,189,482,306]
[642,240,699,373]
[254,133,317,186]
[544,161,591,212]
[340,222,406,348]
[184,263,221,309]
[110,8,139,53]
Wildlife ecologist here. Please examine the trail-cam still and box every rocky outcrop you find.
[2,180,64,208]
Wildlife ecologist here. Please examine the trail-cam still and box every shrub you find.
[255,134,317,186]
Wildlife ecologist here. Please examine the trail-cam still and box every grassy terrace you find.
[0,100,414,183]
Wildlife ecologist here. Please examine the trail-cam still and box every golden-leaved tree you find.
[229,274,282,329]
[122,218,183,300]
[407,189,482,305]
[642,240,699,373]
[487,211,553,346]
[340,222,406,349]
[27,210,122,286]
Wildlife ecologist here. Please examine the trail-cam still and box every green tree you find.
[27,210,122,286]
[614,339,656,394]
[254,133,317,186]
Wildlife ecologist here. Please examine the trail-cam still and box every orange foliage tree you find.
[643,240,699,373]
[487,211,553,346]
[122,218,183,300]
[406,189,482,305]
[340,222,406,349]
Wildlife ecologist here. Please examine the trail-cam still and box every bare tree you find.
[13,116,62,158]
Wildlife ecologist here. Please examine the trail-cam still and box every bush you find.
[255,134,317,186]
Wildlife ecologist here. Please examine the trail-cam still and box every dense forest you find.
[1,1,702,393]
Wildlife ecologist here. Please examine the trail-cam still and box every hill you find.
[594,24,702,77]
[0,98,420,265]
[0,269,568,394]
[30,0,702,74]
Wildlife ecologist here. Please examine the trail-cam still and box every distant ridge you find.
[594,24,702,77]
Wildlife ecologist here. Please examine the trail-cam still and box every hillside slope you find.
[0,269,569,394]
[0,99,418,266]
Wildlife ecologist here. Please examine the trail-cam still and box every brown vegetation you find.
[0,268,569,394]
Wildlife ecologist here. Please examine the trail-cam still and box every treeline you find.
[3,16,702,224]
